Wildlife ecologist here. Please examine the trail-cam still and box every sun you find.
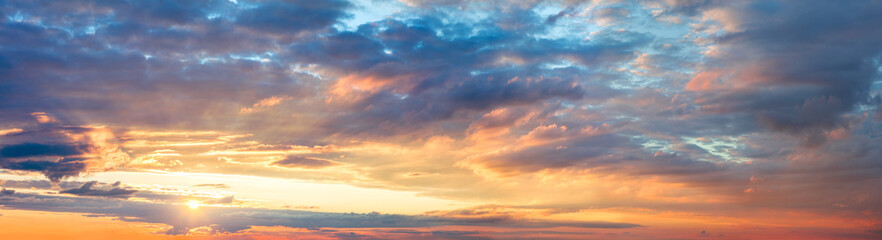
[186,200,201,209]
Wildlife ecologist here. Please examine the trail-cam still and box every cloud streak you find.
[0,191,640,235]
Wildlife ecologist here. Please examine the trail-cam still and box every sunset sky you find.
[1,0,882,239]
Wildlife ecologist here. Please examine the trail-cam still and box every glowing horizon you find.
[1,0,882,239]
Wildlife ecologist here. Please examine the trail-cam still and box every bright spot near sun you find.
[186,200,201,209]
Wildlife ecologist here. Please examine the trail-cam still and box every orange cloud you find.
[240,96,293,113]
[685,69,728,91]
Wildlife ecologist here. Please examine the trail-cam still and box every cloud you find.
[1,0,882,238]
[683,0,882,143]
[0,0,329,132]
[0,179,246,206]
[0,191,641,235]
[470,134,632,173]
[295,17,643,136]
[240,96,293,113]
[192,183,230,189]
[0,159,88,182]
[202,195,235,205]
[0,143,89,158]
[589,6,631,26]
[59,181,137,199]
[271,156,339,169]
[0,0,636,141]
[235,0,351,34]
[0,128,23,136]
[0,122,130,181]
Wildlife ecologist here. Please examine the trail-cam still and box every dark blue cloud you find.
[236,0,351,34]
[0,158,87,182]
[0,143,88,158]
[0,125,128,182]
[0,138,96,182]
[289,31,391,70]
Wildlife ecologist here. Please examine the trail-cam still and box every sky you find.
[0,0,881,239]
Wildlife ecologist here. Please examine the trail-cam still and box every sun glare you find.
[186,200,201,209]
